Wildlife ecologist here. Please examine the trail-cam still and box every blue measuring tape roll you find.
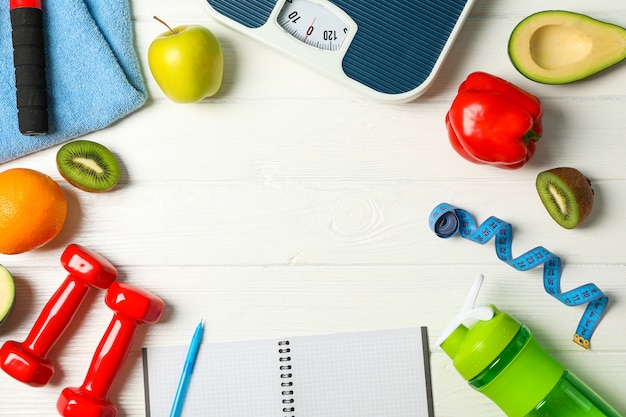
[428,203,609,349]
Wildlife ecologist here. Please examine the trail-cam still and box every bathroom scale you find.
[200,0,476,102]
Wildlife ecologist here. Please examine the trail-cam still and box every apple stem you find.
[153,16,175,35]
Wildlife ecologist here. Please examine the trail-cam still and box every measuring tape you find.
[428,203,609,349]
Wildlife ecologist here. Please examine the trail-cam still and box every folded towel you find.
[0,0,147,163]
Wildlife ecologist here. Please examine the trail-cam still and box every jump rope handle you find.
[10,0,48,135]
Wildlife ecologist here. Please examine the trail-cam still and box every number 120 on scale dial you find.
[276,0,352,51]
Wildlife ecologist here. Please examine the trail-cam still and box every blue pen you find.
[169,320,204,417]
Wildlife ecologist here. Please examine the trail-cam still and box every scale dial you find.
[276,0,352,51]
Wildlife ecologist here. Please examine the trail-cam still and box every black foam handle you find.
[10,7,48,135]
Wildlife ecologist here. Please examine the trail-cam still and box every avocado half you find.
[0,265,15,326]
[509,10,626,84]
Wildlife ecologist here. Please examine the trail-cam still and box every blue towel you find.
[0,0,147,163]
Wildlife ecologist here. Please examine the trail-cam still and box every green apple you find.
[148,17,224,103]
[0,265,15,326]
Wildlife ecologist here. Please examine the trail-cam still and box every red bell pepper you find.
[445,72,543,169]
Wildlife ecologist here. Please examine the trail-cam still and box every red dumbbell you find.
[57,281,164,417]
[0,244,117,387]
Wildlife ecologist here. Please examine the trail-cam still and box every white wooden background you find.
[1,0,625,416]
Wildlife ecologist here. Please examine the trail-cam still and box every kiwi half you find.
[536,167,594,229]
[56,140,120,192]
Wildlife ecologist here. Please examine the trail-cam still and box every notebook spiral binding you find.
[278,340,295,417]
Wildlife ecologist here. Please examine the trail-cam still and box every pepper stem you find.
[523,129,541,144]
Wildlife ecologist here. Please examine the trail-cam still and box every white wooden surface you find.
[1,0,626,416]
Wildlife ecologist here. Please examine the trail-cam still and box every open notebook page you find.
[143,327,433,417]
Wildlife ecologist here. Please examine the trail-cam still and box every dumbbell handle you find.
[10,0,48,135]
[23,276,89,357]
[77,316,138,399]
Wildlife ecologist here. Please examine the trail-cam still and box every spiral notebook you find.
[142,327,433,417]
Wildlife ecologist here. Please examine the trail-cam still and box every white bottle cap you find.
[436,274,495,347]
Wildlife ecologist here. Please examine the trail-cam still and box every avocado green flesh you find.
[509,10,626,84]
[0,265,15,325]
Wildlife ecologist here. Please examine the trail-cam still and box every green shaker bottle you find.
[439,275,622,417]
